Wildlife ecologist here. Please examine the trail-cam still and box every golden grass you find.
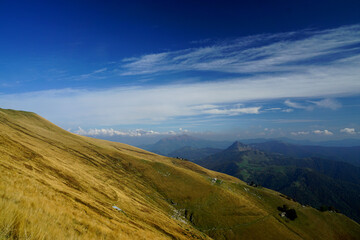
[0,108,359,240]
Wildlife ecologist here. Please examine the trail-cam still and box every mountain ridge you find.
[248,140,360,166]
[196,141,360,223]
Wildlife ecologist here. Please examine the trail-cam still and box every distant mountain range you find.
[141,134,232,155]
[248,140,360,167]
[241,137,360,147]
[195,141,360,222]
[168,146,223,161]
[141,135,360,222]
[147,135,360,166]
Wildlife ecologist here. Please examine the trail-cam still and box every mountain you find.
[168,146,223,161]
[249,140,360,166]
[1,109,360,240]
[197,141,360,223]
[293,138,360,147]
[142,134,231,155]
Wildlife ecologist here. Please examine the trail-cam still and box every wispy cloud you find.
[284,99,314,111]
[310,99,342,110]
[0,62,359,127]
[264,107,293,113]
[284,98,342,111]
[120,25,360,76]
[1,25,359,127]
[64,68,109,81]
[193,104,261,115]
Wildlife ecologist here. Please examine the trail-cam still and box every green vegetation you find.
[250,140,360,167]
[319,205,341,213]
[278,205,298,220]
[0,109,359,239]
[198,142,360,223]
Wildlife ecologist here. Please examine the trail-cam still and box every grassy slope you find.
[201,149,360,222]
[0,109,359,240]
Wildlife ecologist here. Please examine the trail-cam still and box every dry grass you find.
[0,108,359,240]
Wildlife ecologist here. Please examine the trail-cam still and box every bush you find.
[286,209,297,220]
[319,205,328,212]
[277,205,297,220]
[277,204,289,212]
[319,205,340,213]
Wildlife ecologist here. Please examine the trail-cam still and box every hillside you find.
[0,109,360,239]
[197,141,360,223]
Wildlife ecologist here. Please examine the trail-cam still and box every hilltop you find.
[0,108,359,239]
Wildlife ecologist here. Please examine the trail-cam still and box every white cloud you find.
[264,108,293,113]
[74,127,196,138]
[75,127,169,137]
[266,108,282,111]
[0,25,359,127]
[291,131,310,136]
[201,106,261,115]
[1,62,359,127]
[178,128,189,133]
[313,129,334,136]
[340,128,357,135]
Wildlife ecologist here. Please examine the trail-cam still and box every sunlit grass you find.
[0,108,359,239]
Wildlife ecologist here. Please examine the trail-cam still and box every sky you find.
[1,0,360,144]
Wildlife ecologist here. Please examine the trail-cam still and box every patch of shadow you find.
[45,165,84,191]
[23,163,33,170]
[74,197,112,219]
[91,186,118,201]
[151,223,178,240]
[120,147,157,157]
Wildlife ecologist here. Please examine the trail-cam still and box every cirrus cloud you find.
[120,25,360,76]
[0,25,359,128]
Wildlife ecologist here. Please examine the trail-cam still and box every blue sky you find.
[1,0,360,143]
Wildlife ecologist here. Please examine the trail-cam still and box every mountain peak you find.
[227,141,252,152]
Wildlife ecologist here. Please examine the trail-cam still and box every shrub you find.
[286,209,297,220]
[277,205,297,220]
